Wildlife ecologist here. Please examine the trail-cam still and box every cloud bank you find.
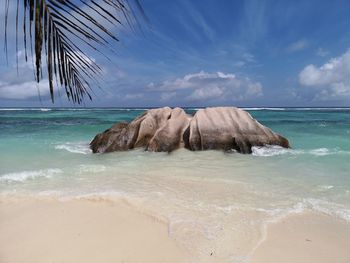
[299,49,350,100]
[0,80,50,100]
[147,71,263,103]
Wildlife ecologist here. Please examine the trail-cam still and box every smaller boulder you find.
[148,108,191,152]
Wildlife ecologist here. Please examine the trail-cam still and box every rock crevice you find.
[90,107,290,154]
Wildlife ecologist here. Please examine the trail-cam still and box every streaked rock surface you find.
[188,107,290,153]
[90,107,290,153]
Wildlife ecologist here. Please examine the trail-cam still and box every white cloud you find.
[0,80,50,99]
[233,61,246,67]
[233,52,256,68]
[160,92,177,102]
[182,1,215,42]
[0,51,52,100]
[299,49,350,100]
[242,52,255,63]
[124,93,144,100]
[187,86,224,101]
[287,40,308,52]
[0,48,98,102]
[314,83,350,101]
[316,48,329,57]
[148,71,263,102]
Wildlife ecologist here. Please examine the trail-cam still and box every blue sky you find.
[1,0,350,107]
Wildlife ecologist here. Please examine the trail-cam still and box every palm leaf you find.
[4,0,144,104]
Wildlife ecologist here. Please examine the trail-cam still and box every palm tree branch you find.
[5,0,144,104]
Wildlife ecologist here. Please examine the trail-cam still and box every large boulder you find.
[90,107,290,154]
[188,107,289,153]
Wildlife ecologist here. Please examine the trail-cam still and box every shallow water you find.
[1,107,350,261]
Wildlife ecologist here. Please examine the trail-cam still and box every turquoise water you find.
[1,107,350,261]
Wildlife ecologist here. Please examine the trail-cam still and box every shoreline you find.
[1,196,350,263]
[250,212,350,263]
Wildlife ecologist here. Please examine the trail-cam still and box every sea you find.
[1,107,350,261]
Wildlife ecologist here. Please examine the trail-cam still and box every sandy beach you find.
[1,108,350,263]
[1,0,350,260]
[1,197,350,263]
[0,198,191,263]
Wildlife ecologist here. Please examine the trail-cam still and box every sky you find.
[1,0,350,107]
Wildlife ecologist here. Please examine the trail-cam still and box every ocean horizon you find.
[1,106,350,110]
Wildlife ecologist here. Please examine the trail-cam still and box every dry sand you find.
[0,198,191,263]
[1,198,350,263]
[249,212,350,263]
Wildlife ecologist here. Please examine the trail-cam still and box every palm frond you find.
[4,0,144,104]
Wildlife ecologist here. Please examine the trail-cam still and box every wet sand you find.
[250,212,350,263]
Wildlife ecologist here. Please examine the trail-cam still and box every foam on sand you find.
[0,169,62,183]
[78,164,107,173]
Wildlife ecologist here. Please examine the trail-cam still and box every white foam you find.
[259,199,350,222]
[55,142,91,154]
[309,148,331,156]
[317,185,334,191]
[0,169,62,182]
[0,108,26,111]
[0,108,52,111]
[304,198,350,221]
[78,164,106,173]
[310,148,350,156]
[252,146,350,157]
[294,107,350,111]
[64,191,135,203]
[255,202,307,220]
[251,145,299,156]
[242,107,286,111]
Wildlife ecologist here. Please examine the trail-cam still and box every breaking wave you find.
[254,198,350,222]
[55,142,91,154]
[251,145,350,157]
[0,169,63,183]
[242,107,286,111]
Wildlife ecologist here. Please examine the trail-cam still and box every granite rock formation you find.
[90,107,290,154]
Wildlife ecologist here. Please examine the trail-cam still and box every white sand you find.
[1,198,350,263]
[249,212,350,263]
[0,198,191,263]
